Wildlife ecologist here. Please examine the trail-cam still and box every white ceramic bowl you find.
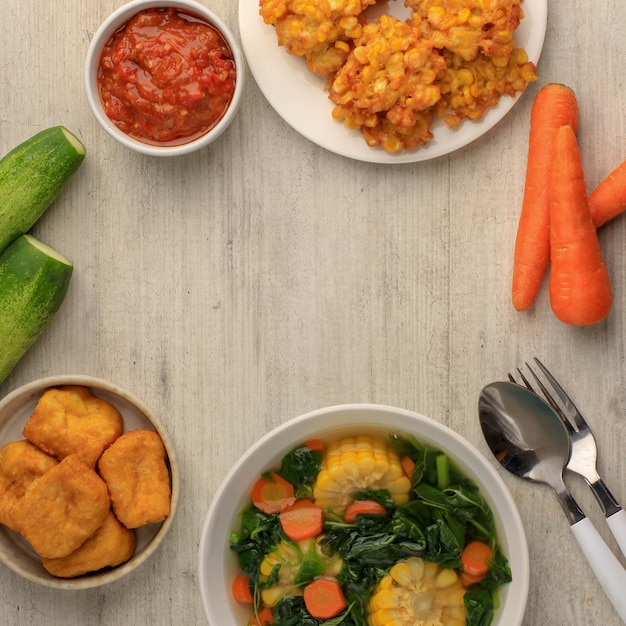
[198,403,529,625]
[0,375,179,589]
[84,0,244,156]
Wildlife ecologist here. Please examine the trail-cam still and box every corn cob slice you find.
[313,436,411,514]
[259,536,343,606]
[368,556,466,626]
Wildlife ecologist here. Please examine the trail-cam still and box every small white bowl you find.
[198,403,529,625]
[84,0,244,156]
[0,375,179,589]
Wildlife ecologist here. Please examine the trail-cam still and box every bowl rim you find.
[84,0,245,157]
[0,374,179,589]
[197,402,529,625]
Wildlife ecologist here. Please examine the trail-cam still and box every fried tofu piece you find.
[98,430,171,529]
[23,386,124,468]
[0,440,58,531]
[12,454,110,559]
[42,511,136,578]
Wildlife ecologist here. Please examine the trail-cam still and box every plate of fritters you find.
[238,0,547,163]
[0,376,179,588]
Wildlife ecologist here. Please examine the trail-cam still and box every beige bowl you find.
[0,375,179,589]
[199,403,529,625]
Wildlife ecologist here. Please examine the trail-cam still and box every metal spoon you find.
[479,381,626,623]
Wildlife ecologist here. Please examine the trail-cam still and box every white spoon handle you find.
[571,517,626,623]
[606,509,626,561]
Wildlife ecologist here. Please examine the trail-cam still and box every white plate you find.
[238,0,547,163]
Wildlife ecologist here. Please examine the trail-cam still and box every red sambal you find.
[98,8,237,145]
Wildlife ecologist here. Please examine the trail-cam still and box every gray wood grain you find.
[0,0,624,624]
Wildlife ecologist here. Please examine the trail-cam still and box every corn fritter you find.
[329,15,447,151]
[260,0,377,76]
[409,0,523,63]
[260,0,537,152]
[440,46,537,127]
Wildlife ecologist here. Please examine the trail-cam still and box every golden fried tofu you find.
[0,440,58,531]
[42,511,136,578]
[23,386,123,468]
[12,454,110,559]
[98,430,171,529]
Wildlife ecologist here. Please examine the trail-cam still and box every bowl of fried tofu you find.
[0,376,179,588]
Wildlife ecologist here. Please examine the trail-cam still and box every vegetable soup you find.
[229,431,512,626]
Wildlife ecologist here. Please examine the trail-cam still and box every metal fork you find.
[509,357,626,560]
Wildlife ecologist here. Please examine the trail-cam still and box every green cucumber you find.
[0,234,73,385]
[0,126,86,253]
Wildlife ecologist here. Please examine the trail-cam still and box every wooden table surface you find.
[1,0,625,624]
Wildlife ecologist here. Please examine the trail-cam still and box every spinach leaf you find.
[273,596,319,625]
[273,596,364,626]
[229,508,281,582]
[388,508,427,546]
[464,587,495,626]
[340,532,424,565]
[480,544,513,590]
[390,433,476,492]
[442,485,497,541]
[279,445,323,499]
[422,510,465,567]
[352,489,395,508]
[414,483,450,509]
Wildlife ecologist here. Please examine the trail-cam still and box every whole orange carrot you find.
[589,158,626,228]
[512,83,579,311]
[549,125,613,326]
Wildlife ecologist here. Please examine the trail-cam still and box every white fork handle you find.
[571,517,626,623]
[607,509,626,561]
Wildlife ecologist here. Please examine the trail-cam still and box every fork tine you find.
[509,368,558,406]
[523,363,562,415]
[508,370,530,390]
[513,368,534,392]
[524,363,575,435]
[533,357,586,431]
[510,363,573,433]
